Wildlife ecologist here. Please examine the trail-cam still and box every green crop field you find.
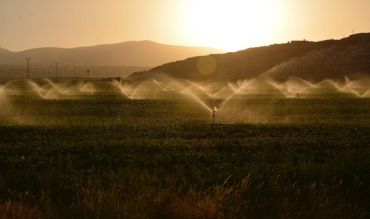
[0,94,369,218]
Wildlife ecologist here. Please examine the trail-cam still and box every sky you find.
[0,0,370,52]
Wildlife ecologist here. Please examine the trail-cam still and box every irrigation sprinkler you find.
[212,106,218,124]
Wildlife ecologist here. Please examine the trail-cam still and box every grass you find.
[0,96,369,218]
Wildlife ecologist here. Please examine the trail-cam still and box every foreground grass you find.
[0,98,369,218]
[0,123,369,218]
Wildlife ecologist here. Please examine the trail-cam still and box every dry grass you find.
[0,173,368,219]
[0,200,41,219]
[67,176,250,219]
[0,175,368,219]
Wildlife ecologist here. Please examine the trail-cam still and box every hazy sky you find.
[1,0,370,51]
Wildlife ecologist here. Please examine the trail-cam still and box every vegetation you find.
[130,33,370,81]
[0,96,369,218]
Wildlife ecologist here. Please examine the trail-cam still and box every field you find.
[0,81,370,218]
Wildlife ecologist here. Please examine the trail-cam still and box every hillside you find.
[0,48,10,54]
[0,41,222,67]
[129,33,370,81]
[0,41,222,78]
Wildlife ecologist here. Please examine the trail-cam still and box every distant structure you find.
[87,69,90,79]
[26,58,31,78]
[55,63,59,79]
[290,39,308,44]
[73,66,77,79]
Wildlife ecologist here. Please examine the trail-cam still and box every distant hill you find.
[0,41,222,67]
[0,41,222,78]
[129,33,370,81]
[0,48,10,54]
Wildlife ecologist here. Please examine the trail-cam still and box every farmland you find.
[0,93,369,218]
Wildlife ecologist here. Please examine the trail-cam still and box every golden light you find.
[184,0,283,51]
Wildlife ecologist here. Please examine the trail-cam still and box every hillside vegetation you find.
[130,33,370,81]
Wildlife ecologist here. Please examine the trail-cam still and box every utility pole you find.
[73,66,77,79]
[26,58,31,78]
[87,69,90,79]
[55,62,59,79]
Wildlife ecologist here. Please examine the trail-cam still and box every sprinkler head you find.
[212,106,217,124]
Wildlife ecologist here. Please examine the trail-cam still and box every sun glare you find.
[185,0,282,51]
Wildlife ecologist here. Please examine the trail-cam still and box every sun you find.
[184,0,282,51]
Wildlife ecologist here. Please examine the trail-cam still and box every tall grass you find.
[0,175,368,219]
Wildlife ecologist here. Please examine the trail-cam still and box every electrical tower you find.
[26,58,31,78]
[55,63,59,79]
[73,66,77,79]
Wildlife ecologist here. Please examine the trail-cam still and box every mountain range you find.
[0,41,223,78]
[0,41,223,67]
[130,33,370,81]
